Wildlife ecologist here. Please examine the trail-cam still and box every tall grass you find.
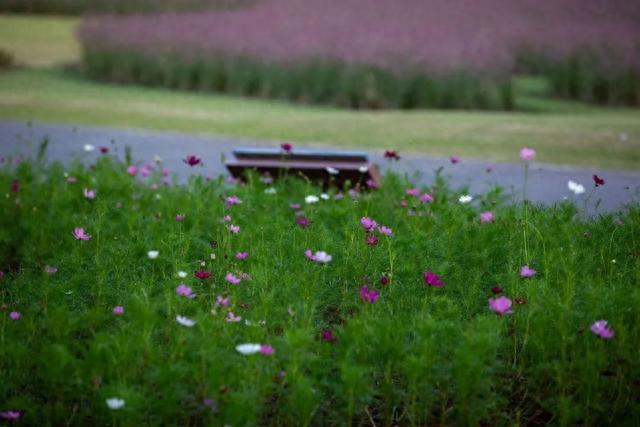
[82,48,514,110]
[0,146,638,425]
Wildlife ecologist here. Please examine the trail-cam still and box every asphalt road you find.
[1,120,638,213]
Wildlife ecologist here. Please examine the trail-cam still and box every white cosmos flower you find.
[358,166,368,173]
[305,195,319,204]
[325,166,339,175]
[264,187,277,194]
[176,315,196,327]
[313,251,333,264]
[235,343,262,355]
[177,271,187,278]
[567,180,585,195]
[83,144,95,152]
[320,193,330,200]
[106,397,125,410]
[147,250,159,259]
[458,195,473,204]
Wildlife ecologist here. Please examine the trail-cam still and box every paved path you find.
[1,120,638,213]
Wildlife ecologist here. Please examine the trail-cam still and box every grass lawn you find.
[0,14,639,170]
[1,152,638,425]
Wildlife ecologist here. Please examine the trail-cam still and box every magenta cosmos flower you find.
[590,320,615,339]
[236,252,249,260]
[366,179,380,189]
[259,344,275,355]
[593,175,605,187]
[520,265,536,278]
[449,155,460,164]
[360,216,377,230]
[183,155,202,166]
[295,216,310,228]
[321,329,337,342]
[72,227,91,241]
[384,150,400,160]
[225,273,241,285]
[479,211,495,223]
[488,296,513,315]
[175,214,185,221]
[423,271,444,287]
[126,165,138,176]
[9,311,20,320]
[519,147,536,161]
[360,286,380,303]
[112,306,124,315]
[406,188,419,196]
[281,143,292,153]
[194,270,211,279]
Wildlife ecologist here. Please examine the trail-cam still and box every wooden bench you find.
[225,147,382,188]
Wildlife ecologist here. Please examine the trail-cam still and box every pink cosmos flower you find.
[183,155,202,166]
[225,195,242,206]
[73,227,91,241]
[281,143,292,153]
[406,188,419,196]
[45,265,58,274]
[480,211,495,223]
[223,215,232,222]
[449,155,460,164]
[366,234,379,246]
[226,312,242,322]
[399,201,408,207]
[176,284,194,298]
[83,188,96,199]
[423,271,444,287]
[366,179,380,189]
[519,147,536,161]
[66,176,77,184]
[9,311,20,320]
[126,165,138,176]
[216,296,230,306]
[321,329,337,343]
[488,296,513,315]
[228,225,240,234]
[289,203,301,209]
[378,226,393,236]
[260,344,275,355]
[162,167,169,177]
[419,193,434,203]
[304,250,315,261]
[194,270,211,279]
[175,214,185,221]
[236,252,249,260]
[225,273,241,285]
[590,320,615,339]
[360,286,380,303]
[140,164,153,177]
[0,411,21,420]
[360,216,377,230]
[520,265,536,278]
[112,306,124,315]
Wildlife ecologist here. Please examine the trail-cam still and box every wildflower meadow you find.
[0,144,639,425]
